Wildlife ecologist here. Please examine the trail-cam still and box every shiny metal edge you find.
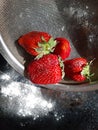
[0,34,24,75]
[42,82,98,92]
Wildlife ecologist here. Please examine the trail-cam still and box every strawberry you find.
[53,37,71,60]
[64,58,87,73]
[64,58,92,82]
[70,73,86,81]
[26,54,64,84]
[18,31,56,56]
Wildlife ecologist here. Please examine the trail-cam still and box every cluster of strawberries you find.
[18,31,92,85]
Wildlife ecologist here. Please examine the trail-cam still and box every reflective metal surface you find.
[0,0,98,91]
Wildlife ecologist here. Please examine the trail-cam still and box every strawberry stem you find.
[58,56,65,79]
[35,37,57,59]
[81,59,95,82]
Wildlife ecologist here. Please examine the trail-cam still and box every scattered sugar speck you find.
[1,73,10,80]
[61,26,65,31]
[19,13,23,18]
[86,6,89,9]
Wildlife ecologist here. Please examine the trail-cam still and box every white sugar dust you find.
[0,72,11,81]
[0,72,55,119]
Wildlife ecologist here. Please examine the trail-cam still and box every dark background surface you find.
[0,53,98,130]
[1,0,98,129]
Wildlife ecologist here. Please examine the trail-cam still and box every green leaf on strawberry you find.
[35,37,57,59]
[58,56,65,79]
[81,59,95,82]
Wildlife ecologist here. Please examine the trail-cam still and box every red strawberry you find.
[26,54,64,84]
[64,58,92,82]
[53,37,71,60]
[18,31,52,56]
[64,58,87,73]
[71,73,86,81]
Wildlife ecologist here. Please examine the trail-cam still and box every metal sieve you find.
[0,0,98,91]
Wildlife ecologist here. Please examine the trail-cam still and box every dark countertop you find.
[0,54,98,130]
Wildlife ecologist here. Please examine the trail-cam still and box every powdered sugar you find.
[0,71,55,119]
[63,6,89,19]
[69,7,88,18]
[0,71,11,80]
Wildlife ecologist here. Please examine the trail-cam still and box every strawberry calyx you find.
[81,60,94,82]
[35,37,57,59]
[58,56,65,79]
